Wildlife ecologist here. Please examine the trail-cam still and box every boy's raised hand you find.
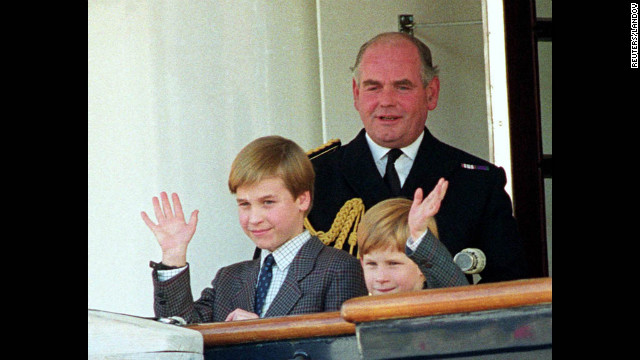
[141,192,199,267]
[408,178,448,240]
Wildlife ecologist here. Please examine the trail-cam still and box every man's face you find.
[353,39,439,149]
[236,177,310,252]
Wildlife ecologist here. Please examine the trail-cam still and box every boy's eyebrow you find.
[236,194,277,203]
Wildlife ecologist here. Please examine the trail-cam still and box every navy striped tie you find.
[254,254,275,317]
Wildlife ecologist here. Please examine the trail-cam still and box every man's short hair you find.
[351,32,439,87]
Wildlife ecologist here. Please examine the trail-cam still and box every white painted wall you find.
[88,0,321,316]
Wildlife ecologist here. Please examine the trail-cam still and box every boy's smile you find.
[236,177,310,252]
[361,247,425,295]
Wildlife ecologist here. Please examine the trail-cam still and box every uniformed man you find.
[304,32,529,284]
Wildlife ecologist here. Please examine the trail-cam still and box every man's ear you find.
[352,78,360,110]
[426,76,440,110]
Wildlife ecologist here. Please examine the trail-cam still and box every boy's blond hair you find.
[357,198,438,255]
[228,135,315,216]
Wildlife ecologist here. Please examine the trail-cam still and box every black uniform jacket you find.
[307,128,529,283]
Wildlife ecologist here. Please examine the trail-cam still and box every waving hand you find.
[408,178,448,240]
[141,192,199,267]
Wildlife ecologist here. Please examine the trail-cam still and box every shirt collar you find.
[261,230,311,270]
[365,130,424,161]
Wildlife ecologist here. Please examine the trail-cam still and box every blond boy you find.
[142,136,367,323]
[357,179,468,295]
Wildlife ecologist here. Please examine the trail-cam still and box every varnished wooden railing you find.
[342,277,552,323]
[186,277,551,347]
[186,311,354,346]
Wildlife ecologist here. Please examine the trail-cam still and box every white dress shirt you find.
[364,131,429,251]
[364,131,424,187]
[256,230,310,317]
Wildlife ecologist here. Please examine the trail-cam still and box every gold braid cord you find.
[304,198,365,258]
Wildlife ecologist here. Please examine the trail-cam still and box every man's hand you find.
[409,178,448,240]
[141,192,199,267]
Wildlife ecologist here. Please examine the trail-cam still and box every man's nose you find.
[379,87,397,107]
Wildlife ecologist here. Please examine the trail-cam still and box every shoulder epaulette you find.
[306,138,341,160]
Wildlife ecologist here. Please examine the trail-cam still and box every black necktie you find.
[384,148,403,195]
[255,254,275,317]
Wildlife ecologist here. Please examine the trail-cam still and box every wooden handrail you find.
[186,278,551,347]
[186,311,354,346]
[341,277,552,323]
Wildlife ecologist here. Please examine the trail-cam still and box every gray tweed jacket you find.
[152,236,368,323]
[407,230,470,288]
